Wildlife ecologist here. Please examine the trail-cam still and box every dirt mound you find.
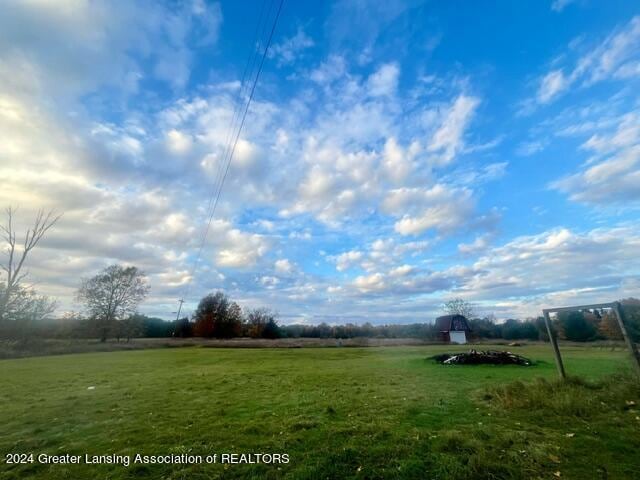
[432,349,532,366]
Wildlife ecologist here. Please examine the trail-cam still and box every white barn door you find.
[450,331,467,344]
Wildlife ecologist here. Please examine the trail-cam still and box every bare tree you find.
[443,298,475,319]
[1,284,57,322]
[119,314,145,342]
[76,265,149,342]
[0,207,61,323]
[245,307,278,338]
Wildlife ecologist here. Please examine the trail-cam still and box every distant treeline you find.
[2,293,639,343]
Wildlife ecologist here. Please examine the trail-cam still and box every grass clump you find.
[484,374,640,418]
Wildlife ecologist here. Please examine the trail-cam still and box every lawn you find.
[1,344,639,479]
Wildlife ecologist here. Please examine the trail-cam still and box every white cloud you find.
[551,0,577,12]
[383,185,475,236]
[166,129,193,155]
[552,111,640,205]
[579,16,640,84]
[534,16,640,105]
[367,63,400,97]
[331,237,431,279]
[516,140,546,156]
[427,94,480,165]
[259,276,280,288]
[537,70,567,103]
[0,7,507,321]
[333,250,363,272]
[289,230,312,240]
[458,234,491,255]
[297,225,637,320]
[326,0,412,55]
[383,137,415,183]
[275,258,294,273]
[309,55,346,84]
[0,1,223,99]
[455,225,640,317]
[389,264,413,277]
[214,224,269,268]
[353,272,386,293]
[255,219,275,231]
[268,27,314,66]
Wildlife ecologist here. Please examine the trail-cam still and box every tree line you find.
[1,207,639,343]
[466,303,640,343]
[3,292,639,343]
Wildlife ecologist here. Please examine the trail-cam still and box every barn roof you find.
[435,314,471,332]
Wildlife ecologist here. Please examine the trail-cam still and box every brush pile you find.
[432,349,532,366]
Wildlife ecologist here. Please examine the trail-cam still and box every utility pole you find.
[175,298,184,322]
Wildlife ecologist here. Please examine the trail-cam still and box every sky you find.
[1,0,639,324]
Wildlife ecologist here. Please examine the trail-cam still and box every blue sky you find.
[1,0,639,323]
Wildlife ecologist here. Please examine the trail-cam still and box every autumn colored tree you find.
[193,291,243,338]
[245,308,279,338]
[597,312,622,340]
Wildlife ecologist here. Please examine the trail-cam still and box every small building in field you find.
[435,314,471,344]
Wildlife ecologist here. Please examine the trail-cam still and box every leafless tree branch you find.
[0,206,62,322]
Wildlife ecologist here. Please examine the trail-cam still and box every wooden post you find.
[543,310,566,379]
[613,302,640,379]
[175,298,184,322]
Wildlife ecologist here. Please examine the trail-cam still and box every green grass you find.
[1,344,639,479]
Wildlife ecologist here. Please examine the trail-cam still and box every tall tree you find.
[619,298,640,342]
[0,207,60,323]
[598,311,622,340]
[76,265,149,342]
[193,291,243,338]
[443,298,475,319]
[245,308,279,338]
[557,311,597,342]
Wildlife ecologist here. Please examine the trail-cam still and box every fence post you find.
[613,302,640,379]
[543,310,566,379]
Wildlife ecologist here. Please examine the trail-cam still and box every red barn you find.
[435,314,471,344]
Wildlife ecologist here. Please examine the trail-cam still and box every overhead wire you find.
[175,0,285,320]
[210,0,272,213]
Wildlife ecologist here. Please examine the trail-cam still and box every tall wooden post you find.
[613,302,640,379]
[175,299,185,321]
[543,310,566,380]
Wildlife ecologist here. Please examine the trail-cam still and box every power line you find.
[179,0,276,314]
[201,0,275,264]
[188,0,271,303]
[176,0,285,318]
[211,0,272,212]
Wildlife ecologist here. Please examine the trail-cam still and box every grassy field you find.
[1,344,639,479]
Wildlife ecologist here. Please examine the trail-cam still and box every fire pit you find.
[431,349,532,366]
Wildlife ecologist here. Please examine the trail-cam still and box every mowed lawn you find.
[1,345,639,479]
